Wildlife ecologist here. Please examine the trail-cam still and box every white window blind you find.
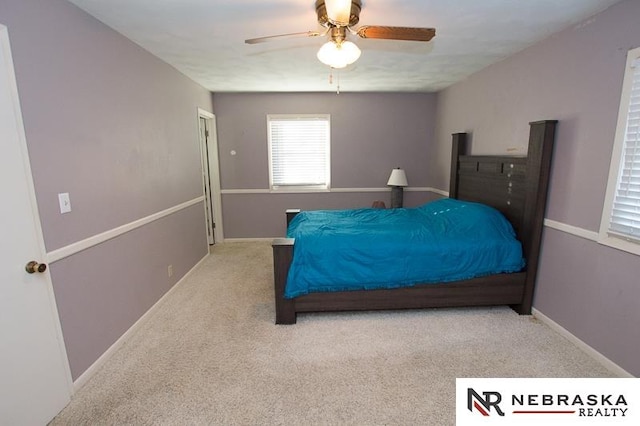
[608,57,640,242]
[268,115,330,190]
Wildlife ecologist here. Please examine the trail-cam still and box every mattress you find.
[284,198,525,298]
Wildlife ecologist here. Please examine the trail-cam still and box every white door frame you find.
[198,108,223,243]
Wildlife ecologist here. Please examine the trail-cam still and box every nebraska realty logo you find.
[456,378,639,425]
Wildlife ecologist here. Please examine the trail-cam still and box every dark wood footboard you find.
[271,238,527,324]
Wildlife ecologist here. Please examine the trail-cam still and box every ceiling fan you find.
[245,0,436,69]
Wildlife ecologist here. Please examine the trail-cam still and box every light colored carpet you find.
[51,242,613,425]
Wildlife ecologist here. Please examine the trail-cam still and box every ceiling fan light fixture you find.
[317,40,361,69]
[324,0,352,26]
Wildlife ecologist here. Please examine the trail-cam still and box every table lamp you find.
[387,168,408,208]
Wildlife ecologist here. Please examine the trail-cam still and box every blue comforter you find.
[284,198,524,298]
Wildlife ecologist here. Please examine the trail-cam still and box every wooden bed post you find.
[272,238,296,324]
[449,133,467,198]
[512,120,557,314]
[286,209,301,227]
[272,209,301,324]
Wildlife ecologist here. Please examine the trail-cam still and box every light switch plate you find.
[58,192,71,214]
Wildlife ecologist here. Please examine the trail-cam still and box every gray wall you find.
[1,0,213,379]
[435,0,640,376]
[214,92,439,238]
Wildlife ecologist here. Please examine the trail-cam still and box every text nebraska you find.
[512,394,627,407]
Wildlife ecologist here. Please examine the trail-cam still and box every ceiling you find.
[67,0,622,93]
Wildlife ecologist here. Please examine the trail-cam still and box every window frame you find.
[598,46,640,256]
[267,114,331,192]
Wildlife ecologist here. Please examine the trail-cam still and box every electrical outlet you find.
[168,265,173,277]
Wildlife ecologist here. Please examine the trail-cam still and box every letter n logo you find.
[467,388,505,416]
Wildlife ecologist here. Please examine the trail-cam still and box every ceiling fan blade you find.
[356,26,436,42]
[245,31,323,45]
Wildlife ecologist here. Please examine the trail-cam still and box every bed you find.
[272,120,557,324]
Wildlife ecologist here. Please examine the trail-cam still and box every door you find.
[199,116,215,245]
[198,110,223,244]
[0,26,72,424]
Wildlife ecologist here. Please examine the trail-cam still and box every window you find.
[599,47,640,255]
[267,114,330,191]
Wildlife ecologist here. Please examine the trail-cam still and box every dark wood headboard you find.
[449,120,557,312]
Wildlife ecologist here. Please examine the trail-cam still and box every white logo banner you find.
[456,378,639,425]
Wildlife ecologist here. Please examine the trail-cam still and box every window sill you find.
[270,187,331,194]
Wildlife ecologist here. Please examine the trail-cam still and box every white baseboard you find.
[69,247,634,393]
[532,308,634,378]
[222,237,275,243]
[72,252,211,393]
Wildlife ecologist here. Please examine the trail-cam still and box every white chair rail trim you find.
[543,219,599,242]
[221,186,440,194]
[46,196,204,263]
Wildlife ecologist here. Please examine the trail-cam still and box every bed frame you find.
[272,120,557,324]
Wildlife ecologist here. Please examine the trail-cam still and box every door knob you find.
[25,261,47,274]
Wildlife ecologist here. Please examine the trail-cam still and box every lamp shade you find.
[317,40,361,69]
[387,168,408,187]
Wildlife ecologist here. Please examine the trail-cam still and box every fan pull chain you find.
[328,68,340,94]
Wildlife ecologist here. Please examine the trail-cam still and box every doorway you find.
[198,109,223,244]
